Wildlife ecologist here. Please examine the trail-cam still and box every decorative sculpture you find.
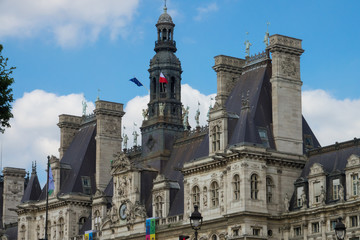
[182,106,190,130]
[123,133,128,149]
[82,100,87,116]
[264,22,270,47]
[195,102,200,127]
[159,102,165,116]
[301,190,307,209]
[132,131,139,146]
[244,32,252,57]
[142,108,148,120]
[284,193,290,212]
[319,186,326,204]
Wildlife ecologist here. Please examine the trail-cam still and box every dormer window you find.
[352,174,359,196]
[313,182,321,203]
[81,176,92,195]
[297,186,304,207]
[332,179,340,200]
[258,128,270,148]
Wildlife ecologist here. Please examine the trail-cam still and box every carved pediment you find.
[309,163,325,176]
[346,154,360,168]
[111,152,132,174]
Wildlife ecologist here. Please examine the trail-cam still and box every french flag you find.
[159,72,168,84]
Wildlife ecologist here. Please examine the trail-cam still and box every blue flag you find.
[130,77,143,87]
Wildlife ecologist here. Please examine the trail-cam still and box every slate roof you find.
[37,123,97,200]
[302,139,360,178]
[21,172,41,203]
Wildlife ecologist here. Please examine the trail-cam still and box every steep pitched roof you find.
[301,139,360,178]
[21,172,41,203]
[60,124,97,194]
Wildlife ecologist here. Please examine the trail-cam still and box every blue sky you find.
[0,0,359,185]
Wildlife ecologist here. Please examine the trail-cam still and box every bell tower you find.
[141,4,183,171]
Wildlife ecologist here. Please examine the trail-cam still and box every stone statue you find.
[159,102,165,116]
[142,108,148,120]
[132,131,139,146]
[244,39,252,57]
[339,184,344,201]
[319,186,326,204]
[284,193,290,212]
[182,106,189,130]
[82,100,87,116]
[123,133,128,149]
[264,22,270,47]
[195,102,200,127]
[301,190,307,209]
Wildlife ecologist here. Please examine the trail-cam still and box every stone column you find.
[2,167,26,226]
[268,34,304,155]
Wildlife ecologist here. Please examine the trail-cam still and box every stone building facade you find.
[0,4,358,240]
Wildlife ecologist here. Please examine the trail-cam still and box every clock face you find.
[119,203,127,220]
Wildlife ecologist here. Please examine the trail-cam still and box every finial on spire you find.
[164,0,167,13]
[264,22,270,47]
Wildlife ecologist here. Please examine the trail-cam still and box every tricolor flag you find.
[159,72,168,84]
[129,77,143,87]
[48,164,55,196]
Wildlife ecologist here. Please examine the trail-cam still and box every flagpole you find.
[45,155,50,240]
[135,77,150,93]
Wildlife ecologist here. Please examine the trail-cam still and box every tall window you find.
[192,186,200,206]
[251,174,259,200]
[297,187,304,207]
[313,182,321,203]
[266,177,273,203]
[78,217,86,234]
[350,216,358,227]
[210,181,219,207]
[331,220,337,230]
[333,179,340,200]
[352,174,359,196]
[233,174,240,200]
[59,217,64,239]
[155,196,163,217]
[212,126,221,152]
[294,226,302,236]
[212,235,217,240]
[312,222,319,233]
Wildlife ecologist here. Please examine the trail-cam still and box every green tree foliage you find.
[0,44,15,133]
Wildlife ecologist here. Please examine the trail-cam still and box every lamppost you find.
[190,205,203,240]
[334,217,346,240]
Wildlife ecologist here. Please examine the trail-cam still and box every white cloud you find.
[302,89,360,146]
[194,2,218,21]
[0,0,139,47]
[0,90,94,184]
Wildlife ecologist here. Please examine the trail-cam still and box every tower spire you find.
[164,0,167,13]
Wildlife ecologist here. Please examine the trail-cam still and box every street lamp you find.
[190,205,203,240]
[334,217,346,240]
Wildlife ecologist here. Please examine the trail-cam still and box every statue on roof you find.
[195,102,200,127]
[159,102,165,116]
[82,100,87,116]
[142,108,148,120]
[182,106,190,130]
[244,32,252,57]
[123,133,128,149]
[132,131,139,146]
[264,22,270,47]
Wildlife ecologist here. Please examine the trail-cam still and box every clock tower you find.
[141,5,183,171]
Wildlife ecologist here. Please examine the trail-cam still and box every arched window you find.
[20,225,26,240]
[210,181,219,207]
[192,186,200,206]
[212,235,218,240]
[78,217,87,234]
[162,29,167,40]
[233,174,240,200]
[171,77,175,97]
[251,174,259,200]
[155,195,163,218]
[152,77,156,94]
[59,217,65,239]
[266,177,274,203]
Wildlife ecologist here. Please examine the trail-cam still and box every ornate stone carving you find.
[125,201,147,230]
[112,152,132,172]
[309,163,325,176]
[280,57,296,77]
[346,154,360,168]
